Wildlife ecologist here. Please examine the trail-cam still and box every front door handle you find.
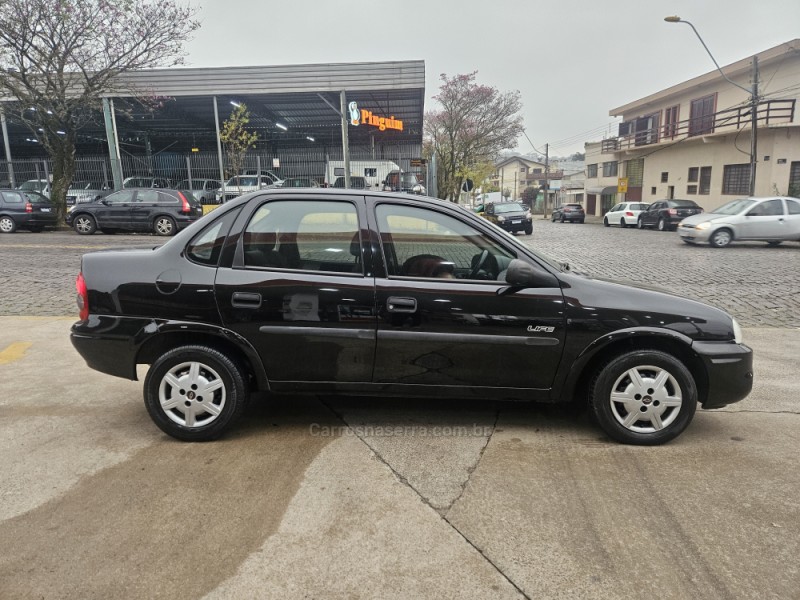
[231,292,262,309]
[387,296,417,313]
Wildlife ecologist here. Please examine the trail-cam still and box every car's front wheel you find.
[73,214,96,235]
[603,217,609,227]
[154,215,177,236]
[590,350,697,445]
[637,217,645,229]
[144,345,248,441]
[524,224,532,235]
[710,228,733,248]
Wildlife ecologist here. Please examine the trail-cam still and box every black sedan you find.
[0,189,57,233]
[482,201,533,234]
[638,199,703,231]
[66,188,203,236]
[70,189,753,445]
[551,203,585,223]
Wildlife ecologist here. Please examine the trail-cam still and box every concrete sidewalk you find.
[1,317,798,599]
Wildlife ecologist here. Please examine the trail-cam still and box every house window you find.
[533,168,542,174]
[789,161,800,197]
[663,105,680,139]
[651,187,657,195]
[619,121,633,137]
[625,159,644,186]
[688,167,699,182]
[687,185,698,195]
[699,167,712,195]
[661,172,668,183]
[634,113,660,146]
[689,93,716,136]
[722,164,751,195]
[602,162,618,177]
[587,164,598,178]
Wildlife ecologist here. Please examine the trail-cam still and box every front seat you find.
[403,254,455,278]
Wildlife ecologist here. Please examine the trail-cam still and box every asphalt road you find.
[1,220,799,599]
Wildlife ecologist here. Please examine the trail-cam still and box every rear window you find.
[629,203,648,210]
[2,191,24,204]
[669,200,699,208]
[186,208,241,266]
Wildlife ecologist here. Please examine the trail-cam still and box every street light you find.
[664,16,759,196]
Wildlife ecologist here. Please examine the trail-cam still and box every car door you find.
[643,202,662,226]
[130,189,160,230]
[784,198,800,239]
[94,190,135,228]
[370,200,565,390]
[214,195,377,385]
[737,199,786,239]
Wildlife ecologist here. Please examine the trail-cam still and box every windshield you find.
[19,180,47,191]
[177,180,205,190]
[70,181,104,190]
[711,199,756,215]
[401,174,419,185]
[228,176,259,186]
[494,203,527,214]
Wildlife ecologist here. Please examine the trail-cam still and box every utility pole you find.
[749,56,759,196]
[543,143,549,216]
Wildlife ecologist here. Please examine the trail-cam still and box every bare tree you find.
[424,72,524,202]
[0,0,200,220]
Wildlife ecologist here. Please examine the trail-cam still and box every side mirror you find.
[504,259,556,287]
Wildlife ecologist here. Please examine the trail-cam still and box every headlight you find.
[497,216,506,222]
[732,318,743,344]
[696,222,711,231]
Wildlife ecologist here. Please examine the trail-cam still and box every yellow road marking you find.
[0,342,32,365]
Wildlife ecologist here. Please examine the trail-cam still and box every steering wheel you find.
[469,250,489,279]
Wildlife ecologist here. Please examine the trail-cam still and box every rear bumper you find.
[693,340,754,408]
[71,316,151,380]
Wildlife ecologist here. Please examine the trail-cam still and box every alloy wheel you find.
[609,365,683,434]
[158,360,226,428]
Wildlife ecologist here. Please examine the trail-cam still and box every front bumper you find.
[677,224,715,243]
[693,340,753,408]
[497,219,532,232]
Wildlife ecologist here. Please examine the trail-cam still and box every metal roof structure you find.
[3,60,426,156]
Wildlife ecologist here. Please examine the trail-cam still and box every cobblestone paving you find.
[522,219,800,328]
[1,223,798,327]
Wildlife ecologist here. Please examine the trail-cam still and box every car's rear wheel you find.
[551,214,557,222]
[710,228,732,248]
[0,216,16,233]
[154,215,177,236]
[591,350,697,445]
[560,215,565,223]
[603,217,609,227]
[657,218,667,232]
[620,218,627,228]
[73,215,96,235]
[144,345,248,441]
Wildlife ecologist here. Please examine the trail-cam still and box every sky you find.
[182,0,800,158]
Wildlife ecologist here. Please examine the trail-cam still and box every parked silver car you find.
[175,178,221,204]
[677,197,800,247]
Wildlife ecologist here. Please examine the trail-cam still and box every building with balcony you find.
[584,39,799,215]
[490,156,548,201]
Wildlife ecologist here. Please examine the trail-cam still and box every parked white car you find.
[604,202,650,228]
[216,175,277,203]
[677,196,800,247]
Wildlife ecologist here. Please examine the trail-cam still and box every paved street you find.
[1,221,799,599]
[2,219,798,327]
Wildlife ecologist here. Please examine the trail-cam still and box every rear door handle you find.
[231,292,262,309]
[387,296,417,313]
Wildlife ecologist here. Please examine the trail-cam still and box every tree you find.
[424,72,524,202]
[521,186,537,207]
[0,0,200,221]
[219,103,258,187]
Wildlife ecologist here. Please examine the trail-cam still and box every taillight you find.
[178,191,191,213]
[625,211,634,216]
[25,202,33,213]
[668,208,677,215]
[76,273,89,320]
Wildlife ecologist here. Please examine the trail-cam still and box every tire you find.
[154,215,177,236]
[143,345,248,442]
[551,214,557,222]
[709,229,732,248]
[637,217,645,230]
[603,218,609,227]
[620,218,626,228]
[590,350,697,445]
[524,224,532,235]
[73,214,96,235]
[0,216,16,233]
[657,218,667,232]
[766,241,782,247]
[560,215,565,223]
